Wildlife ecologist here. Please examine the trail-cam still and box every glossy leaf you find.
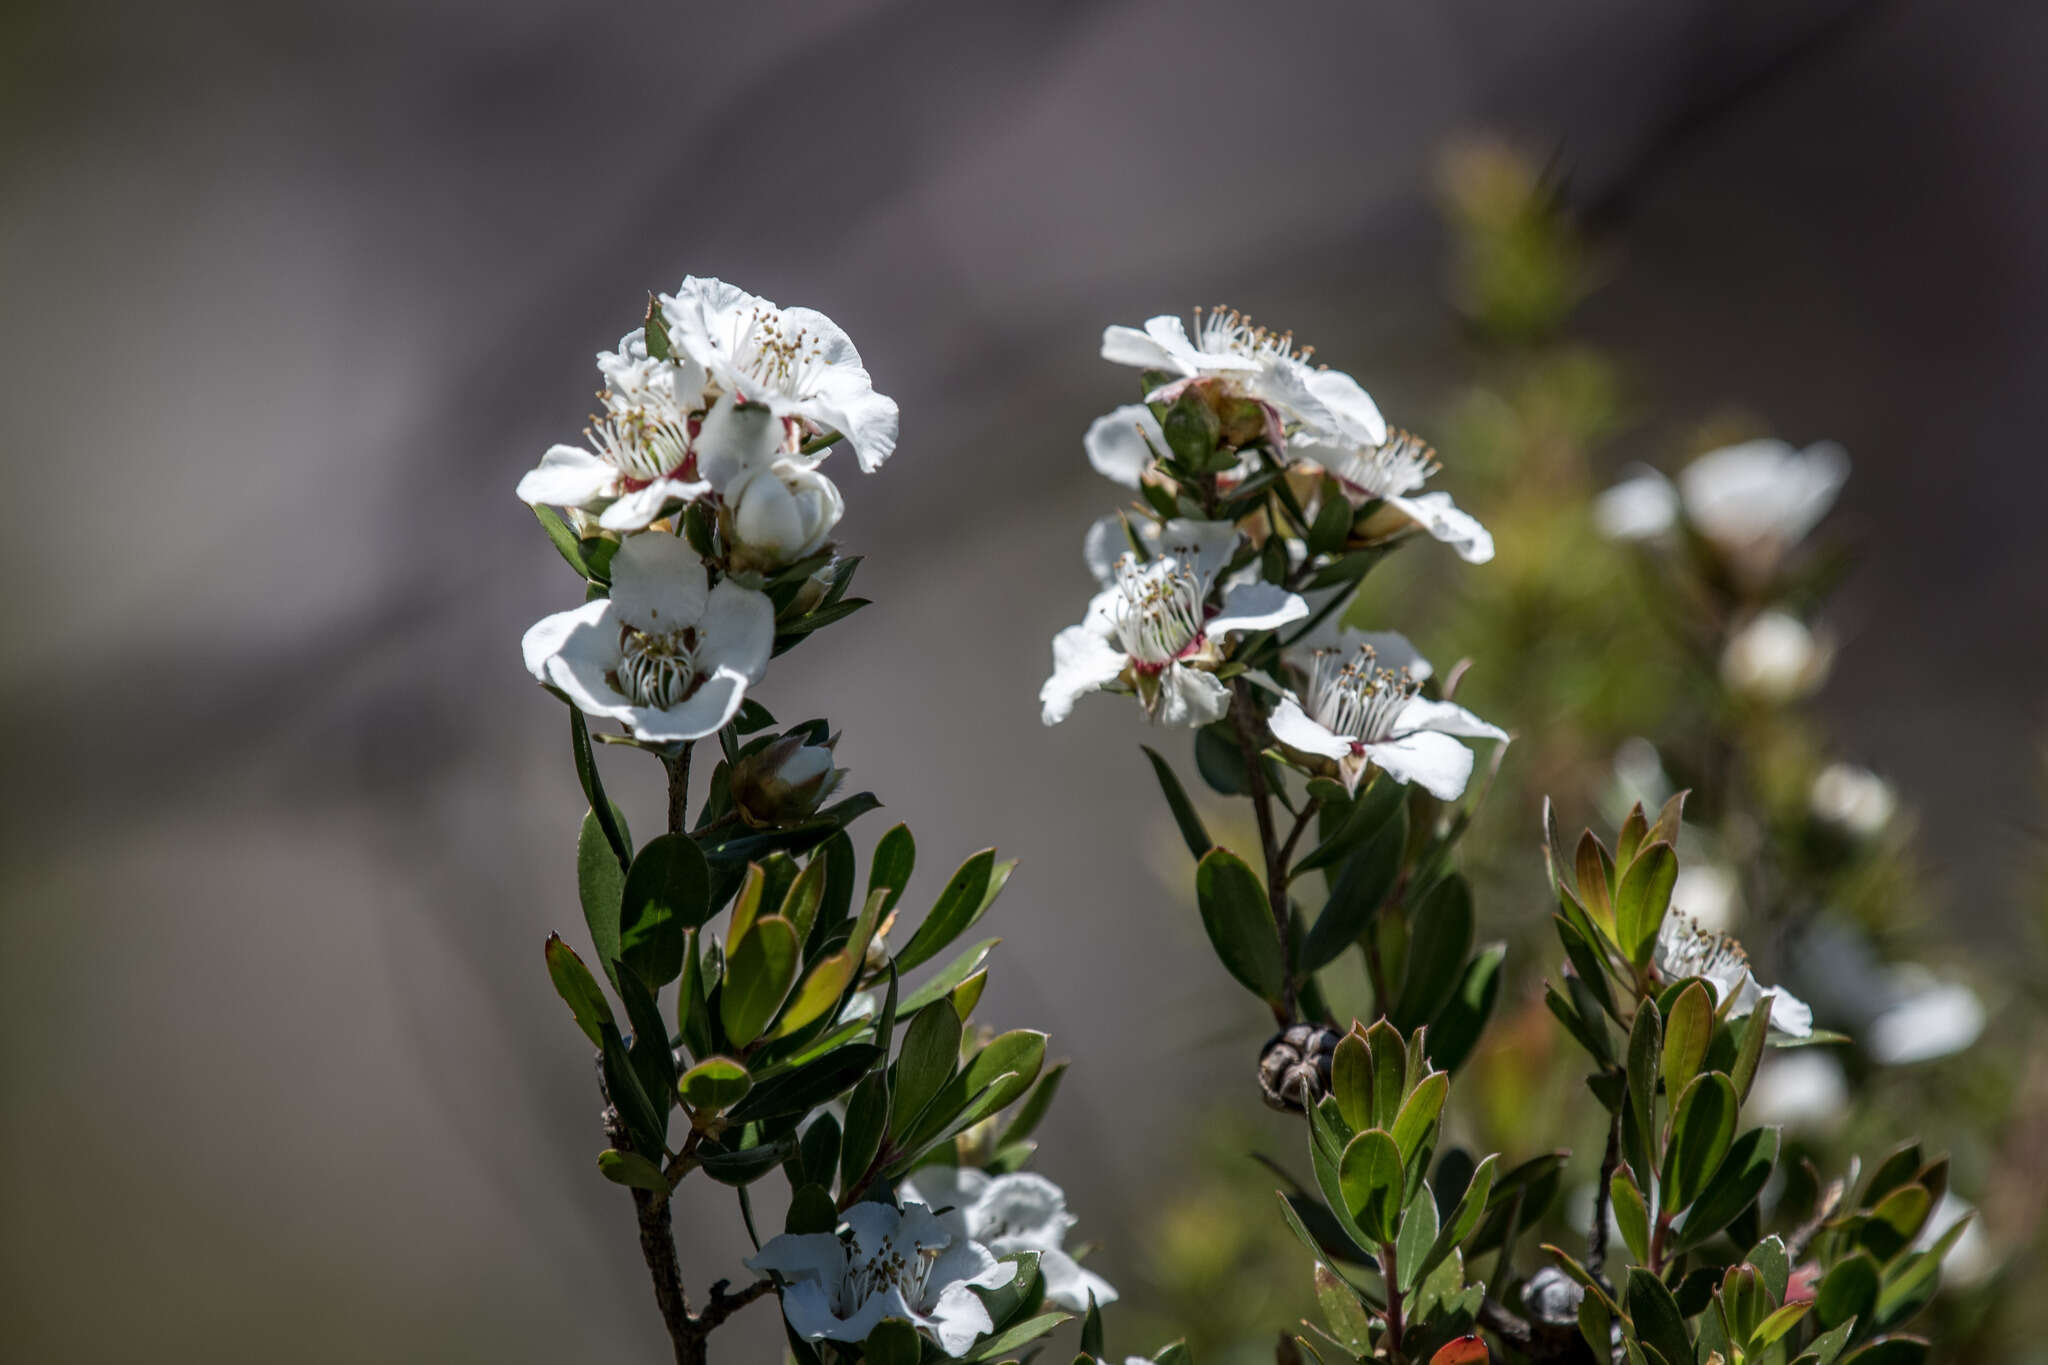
[1663,1072,1738,1210]
[620,832,710,987]
[544,933,614,1047]
[893,849,996,973]
[1393,876,1474,1029]
[578,809,629,991]
[678,1056,751,1114]
[719,915,800,1048]
[1339,1128,1405,1244]
[1195,847,1286,1003]
[1660,981,1714,1098]
[1614,841,1677,965]
[1142,746,1213,860]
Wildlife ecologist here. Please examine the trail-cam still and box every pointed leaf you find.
[544,933,614,1047]
[1142,746,1213,860]
[1196,847,1286,1003]
[893,849,996,973]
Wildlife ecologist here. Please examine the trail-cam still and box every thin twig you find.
[1587,1113,1622,1277]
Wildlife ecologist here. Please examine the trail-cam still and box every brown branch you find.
[1479,1296,1534,1351]
[1586,1113,1622,1277]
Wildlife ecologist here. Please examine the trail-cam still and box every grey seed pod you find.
[1258,1023,1340,1112]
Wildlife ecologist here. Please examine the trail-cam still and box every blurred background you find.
[4,0,2045,1361]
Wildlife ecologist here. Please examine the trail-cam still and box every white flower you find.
[1293,430,1494,564]
[521,532,773,744]
[745,1200,1016,1357]
[1745,1050,1849,1133]
[661,276,898,473]
[1653,912,1813,1037]
[1868,968,1985,1065]
[1041,520,1307,728]
[515,329,714,532]
[1721,610,1829,701]
[1596,440,1848,584]
[1099,307,1386,449]
[1672,862,1741,935]
[1809,762,1897,840]
[900,1167,1117,1313]
[1267,631,1506,800]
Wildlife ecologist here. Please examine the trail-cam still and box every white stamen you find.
[1110,551,1208,665]
[1192,305,1315,364]
[727,308,829,402]
[587,406,693,484]
[614,626,700,709]
[1308,644,1420,744]
[1658,913,1752,982]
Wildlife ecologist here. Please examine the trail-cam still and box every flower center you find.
[1308,645,1420,746]
[1194,305,1315,365]
[728,308,828,402]
[838,1233,944,1313]
[1111,552,1209,667]
[1658,913,1749,982]
[588,405,694,485]
[613,625,701,710]
[1329,429,1439,500]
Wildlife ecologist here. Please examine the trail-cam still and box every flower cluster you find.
[519,278,897,744]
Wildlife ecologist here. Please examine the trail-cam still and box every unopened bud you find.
[1258,1023,1339,1113]
[725,460,844,573]
[730,732,845,828]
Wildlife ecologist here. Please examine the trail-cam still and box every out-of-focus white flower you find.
[1916,1194,1995,1289]
[662,276,899,473]
[1099,308,1386,449]
[1292,430,1494,564]
[1084,404,1167,488]
[1809,762,1897,840]
[1654,912,1813,1037]
[1041,520,1306,728]
[901,1168,1116,1313]
[515,329,713,532]
[1672,862,1741,935]
[521,533,773,744]
[745,1201,1015,1357]
[1745,1050,1849,1133]
[1266,631,1506,800]
[1868,968,1985,1065]
[1721,610,1829,701]
[1593,468,1681,541]
[1606,737,1674,822]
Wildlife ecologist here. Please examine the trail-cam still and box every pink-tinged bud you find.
[730,732,844,828]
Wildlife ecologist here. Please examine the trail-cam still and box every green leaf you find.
[869,823,916,919]
[1395,1185,1440,1292]
[1611,1166,1650,1264]
[615,961,677,1103]
[1729,994,1774,1102]
[839,1070,889,1195]
[1625,1005,1661,1182]
[1419,1151,1496,1283]
[1316,1262,1375,1354]
[1817,1254,1881,1331]
[544,933,615,1047]
[1660,982,1714,1099]
[1339,1128,1405,1244]
[999,1059,1068,1147]
[620,833,710,988]
[600,1022,666,1158]
[1427,943,1505,1074]
[1331,1031,1373,1134]
[1615,804,1650,869]
[1580,1291,1613,1361]
[1877,1213,1972,1326]
[963,1312,1072,1362]
[1663,1072,1738,1210]
[1672,1127,1780,1254]
[897,938,1001,1017]
[775,950,858,1038]
[596,1148,669,1193]
[697,1135,796,1185]
[1364,1019,1408,1131]
[1837,1339,1927,1365]
[1804,1317,1858,1365]
[1393,876,1474,1030]
[726,1042,882,1125]
[1300,812,1406,973]
[890,995,964,1139]
[780,854,829,945]
[1574,830,1615,926]
[1392,1071,1449,1166]
[796,1113,841,1190]
[1860,1184,1932,1264]
[678,1056,751,1115]
[1625,1267,1694,1365]
[719,915,801,1048]
[1614,841,1677,965]
[1747,1235,1792,1303]
[569,710,630,867]
[1753,1301,1813,1351]
[1195,847,1286,1002]
[1194,721,1250,795]
[1295,775,1405,875]
[676,930,712,1062]
[578,809,630,992]
[1142,746,1214,860]
[893,849,997,973]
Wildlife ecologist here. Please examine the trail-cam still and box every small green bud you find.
[1162,391,1222,467]
[730,732,845,828]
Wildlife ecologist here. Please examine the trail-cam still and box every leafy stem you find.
[1230,676,1297,1024]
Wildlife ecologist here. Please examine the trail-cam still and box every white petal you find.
[1208,581,1309,636]
[733,472,808,559]
[1158,517,1242,584]
[1040,624,1127,725]
[924,1281,997,1357]
[1085,404,1166,488]
[1288,621,1433,679]
[597,477,710,531]
[1394,696,1508,743]
[1301,366,1387,447]
[779,1280,864,1342]
[1100,323,1182,372]
[698,578,775,684]
[1679,439,1848,549]
[540,611,636,722]
[517,444,616,509]
[967,1174,1074,1254]
[609,533,709,630]
[1037,1247,1119,1312]
[1387,492,1494,564]
[521,600,612,684]
[1083,515,1141,586]
[813,379,900,473]
[1363,730,1477,801]
[695,394,785,494]
[842,1201,905,1247]
[1152,665,1231,727]
[1594,469,1679,541]
[745,1230,848,1288]
[1269,693,1352,761]
[1745,1051,1848,1132]
[1755,984,1813,1038]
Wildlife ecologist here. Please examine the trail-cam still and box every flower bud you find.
[729,732,845,828]
[1720,609,1828,702]
[726,460,844,573]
